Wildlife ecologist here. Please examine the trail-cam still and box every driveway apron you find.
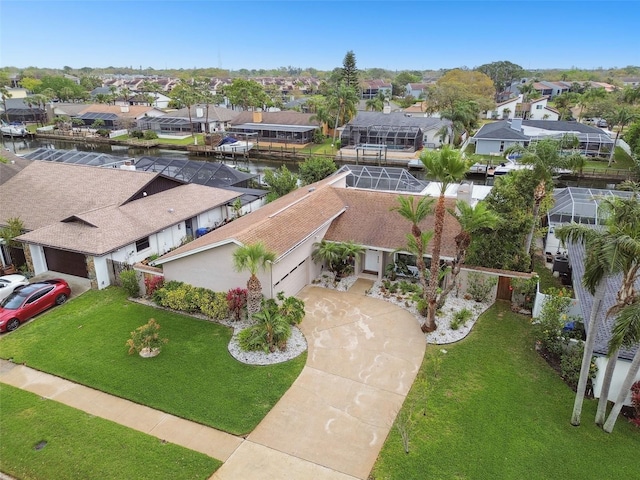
[213,286,426,480]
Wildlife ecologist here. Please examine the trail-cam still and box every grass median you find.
[0,288,306,435]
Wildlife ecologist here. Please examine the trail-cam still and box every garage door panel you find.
[273,259,308,297]
[43,247,89,278]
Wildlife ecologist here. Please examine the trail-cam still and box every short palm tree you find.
[420,147,468,331]
[232,242,276,317]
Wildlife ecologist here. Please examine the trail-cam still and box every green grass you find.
[0,384,220,480]
[0,288,305,435]
[371,302,639,480]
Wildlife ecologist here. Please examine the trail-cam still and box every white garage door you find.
[273,258,309,297]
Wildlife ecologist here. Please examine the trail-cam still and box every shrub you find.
[96,129,110,137]
[143,130,158,140]
[126,319,168,355]
[198,291,228,320]
[560,342,598,390]
[511,276,538,310]
[630,381,640,428]
[130,129,144,138]
[144,275,164,297]
[152,280,184,305]
[276,292,305,325]
[227,288,248,321]
[120,269,140,297]
[466,273,497,303]
[533,287,573,357]
[450,308,473,330]
[238,309,291,353]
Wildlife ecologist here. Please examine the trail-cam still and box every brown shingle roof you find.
[17,184,240,255]
[78,104,160,118]
[230,111,319,126]
[158,175,348,263]
[0,152,29,186]
[325,189,460,258]
[0,161,158,230]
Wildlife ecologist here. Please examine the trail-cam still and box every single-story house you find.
[472,119,614,157]
[74,104,165,130]
[228,111,321,145]
[138,104,238,136]
[0,154,242,289]
[0,98,47,123]
[152,170,462,299]
[340,111,452,152]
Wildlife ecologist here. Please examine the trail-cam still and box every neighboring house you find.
[0,155,242,289]
[74,104,165,129]
[405,83,430,98]
[138,104,238,136]
[0,97,46,123]
[228,111,321,145]
[1,87,28,99]
[341,111,452,152]
[621,76,640,87]
[361,80,392,99]
[472,119,613,156]
[567,240,640,405]
[487,95,560,121]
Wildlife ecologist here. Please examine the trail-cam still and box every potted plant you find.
[126,319,168,358]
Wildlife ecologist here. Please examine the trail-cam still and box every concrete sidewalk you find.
[0,359,243,462]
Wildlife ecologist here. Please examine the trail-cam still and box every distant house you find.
[361,79,392,99]
[0,97,46,123]
[138,104,238,136]
[340,111,452,151]
[228,111,321,145]
[472,119,613,157]
[486,95,559,121]
[0,155,242,289]
[74,104,164,129]
[405,83,430,98]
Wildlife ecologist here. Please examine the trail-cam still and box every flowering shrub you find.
[227,288,248,321]
[466,273,497,303]
[144,275,164,297]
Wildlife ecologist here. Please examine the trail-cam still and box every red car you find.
[0,279,71,332]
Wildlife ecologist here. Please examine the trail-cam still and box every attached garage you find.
[43,247,89,278]
[273,258,309,297]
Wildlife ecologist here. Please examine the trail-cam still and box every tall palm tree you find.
[606,106,638,167]
[232,242,276,317]
[603,301,640,433]
[420,147,468,331]
[392,195,435,331]
[516,139,566,255]
[555,194,640,426]
[328,83,359,146]
[437,201,500,309]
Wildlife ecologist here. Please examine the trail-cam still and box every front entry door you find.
[364,249,379,274]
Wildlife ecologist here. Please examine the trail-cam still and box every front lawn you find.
[0,288,305,435]
[371,302,639,479]
[0,385,220,480]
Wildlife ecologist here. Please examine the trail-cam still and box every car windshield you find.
[0,290,29,309]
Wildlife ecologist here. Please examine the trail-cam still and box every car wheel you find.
[6,318,20,332]
[55,293,68,305]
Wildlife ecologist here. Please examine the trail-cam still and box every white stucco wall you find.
[93,255,110,289]
[593,356,640,406]
[475,139,523,156]
[28,245,47,275]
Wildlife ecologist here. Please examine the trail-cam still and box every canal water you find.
[1,136,622,189]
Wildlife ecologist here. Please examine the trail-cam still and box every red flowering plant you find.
[144,275,164,297]
[227,288,248,321]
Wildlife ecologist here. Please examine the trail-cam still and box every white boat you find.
[407,159,424,170]
[1,121,29,137]
[214,136,254,153]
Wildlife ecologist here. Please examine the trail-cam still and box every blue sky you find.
[1,1,638,72]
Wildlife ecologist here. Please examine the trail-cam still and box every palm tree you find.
[392,195,435,330]
[517,139,566,255]
[420,147,468,330]
[312,240,342,275]
[437,201,500,309]
[606,106,638,167]
[328,83,359,146]
[170,79,198,137]
[555,194,640,426]
[603,301,640,433]
[232,242,276,317]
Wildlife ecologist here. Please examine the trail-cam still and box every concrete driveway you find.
[29,271,92,299]
[212,286,426,480]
